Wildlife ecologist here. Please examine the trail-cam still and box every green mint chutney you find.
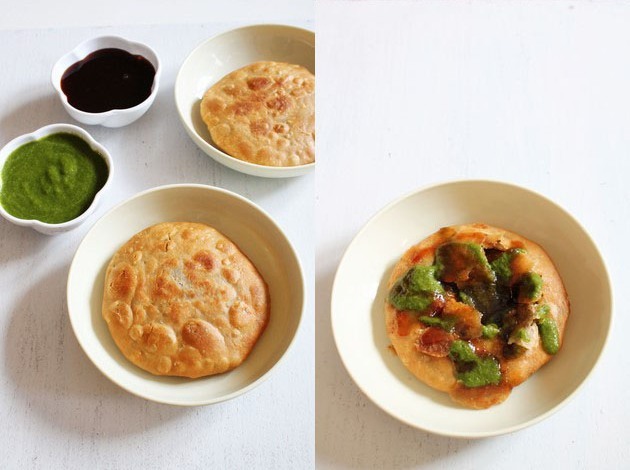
[449,340,502,388]
[0,133,108,224]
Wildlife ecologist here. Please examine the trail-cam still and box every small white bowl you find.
[67,184,305,405]
[175,24,315,178]
[51,36,161,128]
[331,180,613,437]
[0,123,113,235]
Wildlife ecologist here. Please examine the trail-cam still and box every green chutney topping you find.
[388,238,558,388]
[459,281,511,322]
[481,323,500,339]
[389,265,444,312]
[0,133,108,224]
[535,304,559,354]
[458,290,474,306]
[537,318,559,354]
[517,272,543,303]
[512,327,530,343]
[435,242,496,284]
[435,242,512,321]
[490,248,526,285]
[449,340,501,388]
[535,304,550,318]
[449,339,477,362]
[419,315,457,332]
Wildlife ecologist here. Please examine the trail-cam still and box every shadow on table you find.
[315,242,486,469]
[3,263,196,438]
[0,92,68,143]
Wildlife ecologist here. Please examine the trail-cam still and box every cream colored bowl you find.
[331,180,612,437]
[175,24,315,178]
[67,184,305,405]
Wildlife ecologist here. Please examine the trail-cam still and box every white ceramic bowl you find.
[331,180,612,437]
[51,36,161,128]
[67,184,305,405]
[175,24,315,178]
[0,123,113,235]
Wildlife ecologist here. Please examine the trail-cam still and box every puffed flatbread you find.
[385,223,569,409]
[200,61,315,167]
[102,222,270,378]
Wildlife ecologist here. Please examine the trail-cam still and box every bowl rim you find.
[0,123,113,231]
[330,177,614,438]
[67,183,307,406]
[51,35,162,118]
[174,23,315,176]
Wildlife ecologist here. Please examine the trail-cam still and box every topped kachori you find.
[385,223,570,409]
[200,61,315,167]
[102,222,270,378]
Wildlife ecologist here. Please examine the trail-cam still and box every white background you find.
[0,1,313,469]
[4,0,630,468]
[317,1,629,469]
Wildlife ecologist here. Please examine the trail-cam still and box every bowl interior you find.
[331,180,611,437]
[67,185,304,405]
[175,25,315,177]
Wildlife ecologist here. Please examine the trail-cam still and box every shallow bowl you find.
[331,180,612,437]
[175,24,315,178]
[51,35,161,128]
[0,123,113,235]
[67,184,305,405]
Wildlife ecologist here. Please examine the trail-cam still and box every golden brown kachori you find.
[385,223,569,409]
[102,222,270,378]
[200,61,315,167]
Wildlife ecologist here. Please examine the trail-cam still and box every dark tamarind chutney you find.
[61,48,156,113]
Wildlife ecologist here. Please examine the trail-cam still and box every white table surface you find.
[5,1,630,468]
[317,1,629,469]
[0,2,314,469]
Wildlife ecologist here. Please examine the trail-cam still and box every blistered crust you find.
[102,222,270,378]
[200,61,315,167]
[385,223,570,409]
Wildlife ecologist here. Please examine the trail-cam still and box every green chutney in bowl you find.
[0,124,112,234]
